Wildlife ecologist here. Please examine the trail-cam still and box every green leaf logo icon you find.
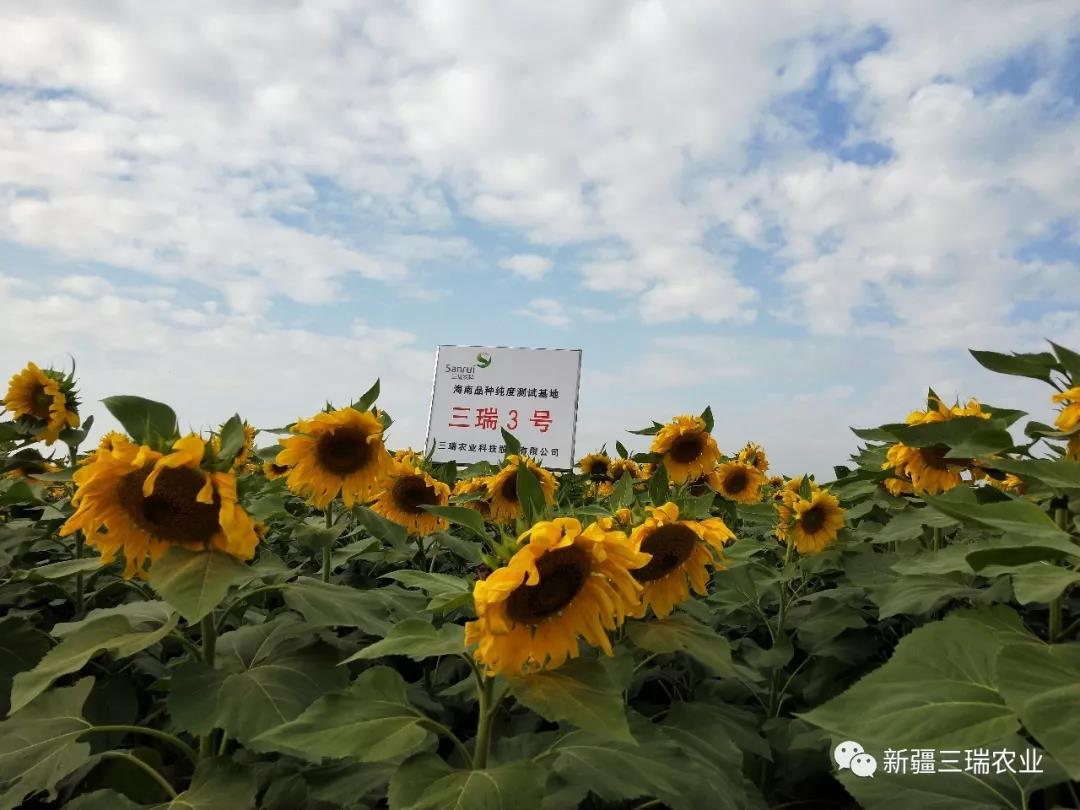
[476,352,492,368]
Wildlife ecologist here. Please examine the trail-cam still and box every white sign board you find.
[425,345,581,468]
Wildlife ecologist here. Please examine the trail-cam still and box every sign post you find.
[424,345,581,469]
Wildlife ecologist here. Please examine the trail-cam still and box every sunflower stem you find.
[322,502,334,583]
[1050,504,1070,643]
[473,675,497,770]
[932,526,943,552]
[198,615,217,759]
[68,442,85,619]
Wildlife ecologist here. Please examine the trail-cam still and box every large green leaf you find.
[389,754,545,810]
[343,619,465,663]
[254,667,435,763]
[923,494,1073,545]
[0,678,94,810]
[381,571,473,614]
[0,617,49,717]
[965,531,1080,571]
[422,506,490,543]
[10,604,177,714]
[151,758,255,810]
[148,547,253,624]
[507,658,632,743]
[970,349,1060,383]
[355,505,409,549]
[873,507,958,545]
[101,395,179,448]
[1010,563,1080,604]
[283,579,425,636]
[997,642,1080,779]
[880,417,1014,457]
[626,614,735,677]
[800,610,1021,749]
[169,616,346,745]
[867,573,980,618]
[975,457,1080,490]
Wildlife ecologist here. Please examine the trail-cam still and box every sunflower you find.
[737,442,769,474]
[1053,387,1080,433]
[465,517,649,675]
[393,447,425,466]
[880,397,987,494]
[628,502,734,618]
[453,476,492,518]
[784,489,845,554]
[609,458,642,482]
[3,362,80,445]
[97,431,130,453]
[774,476,819,541]
[486,455,557,522]
[883,476,914,496]
[709,461,766,504]
[650,415,720,484]
[59,434,259,578]
[275,407,391,509]
[211,421,258,469]
[372,460,450,535]
[578,452,613,479]
[614,507,633,526]
[589,480,615,499]
[1068,433,1080,461]
[262,461,290,480]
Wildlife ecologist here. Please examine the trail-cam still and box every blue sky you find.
[2,2,1079,477]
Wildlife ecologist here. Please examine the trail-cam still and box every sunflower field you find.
[2,344,1080,810]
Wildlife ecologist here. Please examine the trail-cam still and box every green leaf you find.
[800,611,1020,749]
[997,642,1080,779]
[342,619,465,663]
[970,348,1060,383]
[10,605,177,714]
[216,414,247,466]
[699,405,714,434]
[354,379,381,412]
[500,429,521,456]
[152,758,256,810]
[254,667,435,763]
[421,506,490,543]
[17,557,104,581]
[1010,563,1080,604]
[923,493,1072,545]
[516,463,546,525]
[283,578,425,636]
[381,570,473,613]
[389,754,545,810]
[975,457,1080,490]
[0,618,49,717]
[615,441,628,459]
[648,463,669,507]
[101,395,179,448]
[355,505,409,549]
[168,617,347,746]
[507,657,632,743]
[626,614,735,677]
[609,471,634,509]
[881,417,1014,457]
[0,678,94,810]
[1050,341,1080,380]
[66,790,143,810]
[148,547,252,624]
[867,573,979,618]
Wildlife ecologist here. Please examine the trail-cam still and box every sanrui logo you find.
[476,352,492,368]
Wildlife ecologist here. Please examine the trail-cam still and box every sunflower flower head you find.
[1053,387,1080,433]
[3,361,81,445]
[608,457,642,482]
[650,415,721,485]
[485,455,557,523]
[708,461,766,505]
[275,406,391,509]
[465,516,649,676]
[578,452,613,480]
[453,476,492,518]
[777,487,845,554]
[372,460,451,535]
[737,442,769,473]
[628,502,733,619]
[60,433,260,578]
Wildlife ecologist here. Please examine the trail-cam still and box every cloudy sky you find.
[2,1,1079,477]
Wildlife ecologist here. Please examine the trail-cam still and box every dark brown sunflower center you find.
[688,477,710,496]
[30,384,53,420]
[117,466,221,545]
[391,474,439,514]
[921,446,950,470]
[589,461,609,478]
[800,506,826,534]
[499,472,519,503]
[315,427,373,475]
[633,523,699,582]
[270,463,289,475]
[668,433,704,464]
[724,468,749,494]
[505,545,590,625]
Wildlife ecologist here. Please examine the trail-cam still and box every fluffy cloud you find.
[499,254,552,281]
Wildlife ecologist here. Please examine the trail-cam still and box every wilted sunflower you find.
[372,460,450,534]
[60,434,259,578]
[608,458,641,482]
[486,455,556,522]
[1053,387,1080,432]
[737,442,769,473]
[629,502,734,618]
[275,407,391,509]
[880,396,989,494]
[709,461,766,505]
[3,362,80,445]
[465,517,649,675]
[784,489,845,554]
[578,452,613,479]
[651,415,720,484]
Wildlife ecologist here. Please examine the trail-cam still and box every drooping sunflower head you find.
[708,461,766,505]
[275,407,391,509]
[465,516,649,676]
[372,460,450,535]
[60,433,259,578]
[1053,387,1080,433]
[3,361,81,445]
[578,452,613,480]
[737,442,769,473]
[883,476,914,496]
[785,489,845,554]
[650,415,720,484]
[883,443,963,494]
[608,458,642,482]
[628,502,734,618]
[486,455,557,522]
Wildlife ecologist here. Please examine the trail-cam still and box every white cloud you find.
[498,254,552,281]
